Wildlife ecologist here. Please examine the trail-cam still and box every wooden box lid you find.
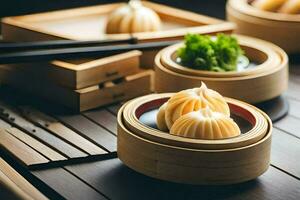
[1,1,235,42]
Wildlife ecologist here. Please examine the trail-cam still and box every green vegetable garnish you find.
[177,33,245,72]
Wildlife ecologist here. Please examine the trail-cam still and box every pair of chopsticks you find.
[0,37,138,51]
[0,38,179,64]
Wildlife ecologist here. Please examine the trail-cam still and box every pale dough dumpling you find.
[156,103,168,131]
[170,108,241,140]
[278,0,300,14]
[163,82,230,130]
[106,0,161,34]
[252,0,288,11]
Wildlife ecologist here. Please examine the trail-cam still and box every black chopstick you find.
[0,40,179,64]
[0,37,138,52]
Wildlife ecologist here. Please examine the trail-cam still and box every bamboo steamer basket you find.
[117,94,272,185]
[122,94,268,150]
[155,35,288,103]
[227,0,300,54]
[160,35,281,78]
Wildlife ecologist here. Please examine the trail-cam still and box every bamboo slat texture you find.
[0,94,117,169]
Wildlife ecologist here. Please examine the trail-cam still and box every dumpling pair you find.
[252,0,300,14]
[156,82,240,140]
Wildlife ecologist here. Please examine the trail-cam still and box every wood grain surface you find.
[55,112,117,152]
[0,158,48,200]
[0,97,116,168]
[0,129,49,166]
[0,1,300,198]
[0,66,299,199]
[19,106,107,155]
[0,64,300,198]
[271,128,300,178]
[6,128,66,162]
[32,168,107,200]
[83,109,118,136]
[25,63,300,198]
[0,100,87,159]
[64,158,300,200]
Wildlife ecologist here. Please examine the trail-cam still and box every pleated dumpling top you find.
[106,0,161,34]
[158,82,230,130]
[156,103,168,132]
[170,107,241,139]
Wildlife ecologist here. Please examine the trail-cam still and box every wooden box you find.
[0,1,234,111]
[8,50,141,90]
[1,1,235,67]
[2,1,234,42]
[0,64,153,112]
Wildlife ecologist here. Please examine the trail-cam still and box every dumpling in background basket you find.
[252,0,300,13]
[106,0,161,34]
[278,0,300,14]
[252,0,288,11]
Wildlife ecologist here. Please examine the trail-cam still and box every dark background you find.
[0,0,226,21]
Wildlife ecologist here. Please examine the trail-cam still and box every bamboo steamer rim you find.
[160,35,281,78]
[118,101,272,153]
[228,0,300,23]
[226,5,300,28]
[121,93,268,150]
[118,102,272,185]
[155,40,287,82]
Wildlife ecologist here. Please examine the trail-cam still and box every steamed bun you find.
[170,107,240,139]
[159,82,230,130]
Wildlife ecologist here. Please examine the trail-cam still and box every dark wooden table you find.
[0,62,299,200]
[0,1,300,199]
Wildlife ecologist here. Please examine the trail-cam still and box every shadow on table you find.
[68,158,264,200]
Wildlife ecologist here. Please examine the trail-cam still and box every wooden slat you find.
[271,128,300,178]
[0,118,11,129]
[106,104,122,116]
[0,129,49,166]
[6,127,66,162]
[0,101,87,158]
[286,74,300,101]
[55,113,117,152]
[19,106,107,155]
[288,98,300,119]
[286,84,300,101]
[45,123,106,155]
[65,158,300,200]
[274,115,300,138]
[285,66,300,101]
[32,168,106,200]
[83,108,117,135]
[0,158,48,200]
[0,186,23,200]
[289,65,300,78]
[0,170,35,200]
